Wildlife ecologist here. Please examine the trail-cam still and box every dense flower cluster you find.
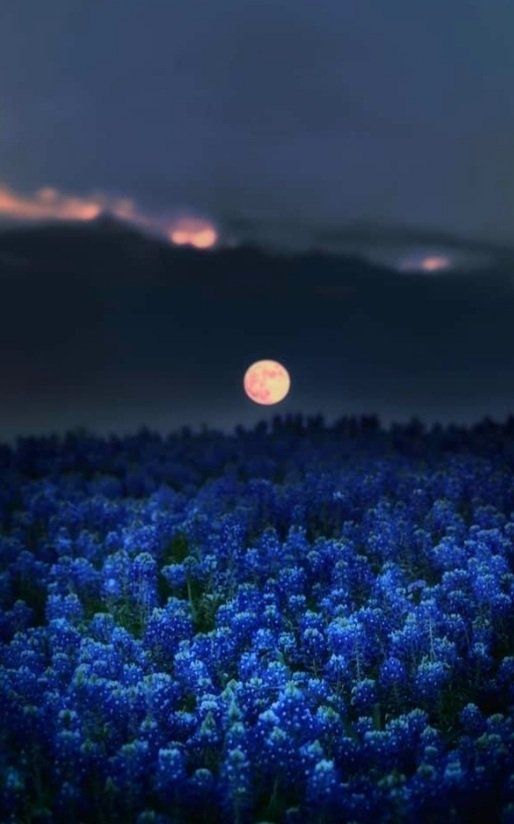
[1,416,514,822]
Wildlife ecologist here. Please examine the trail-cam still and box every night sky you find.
[0,1,514,436]
[2,1,514,241]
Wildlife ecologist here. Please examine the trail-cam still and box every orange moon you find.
[244,359,291,405]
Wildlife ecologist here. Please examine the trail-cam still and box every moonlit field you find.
[2,1,514,822]
[1,418,514,822]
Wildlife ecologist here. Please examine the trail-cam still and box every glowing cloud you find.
[420,255,451,272]
[169,218,218,249]
[0,181,219,251]
[398,251,453,273]
[0,184,128,225]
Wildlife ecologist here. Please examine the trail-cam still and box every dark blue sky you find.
[1,0,513,244]
[1,2,514,436]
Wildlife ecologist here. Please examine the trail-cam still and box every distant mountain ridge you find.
[0,216,397,286]
[1,215,513,274]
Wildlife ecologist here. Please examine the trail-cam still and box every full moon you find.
[244,359,291,405]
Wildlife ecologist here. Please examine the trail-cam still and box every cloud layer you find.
[1,1,513,244]
[0,181,218,248]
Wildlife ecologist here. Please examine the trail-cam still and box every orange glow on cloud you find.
[398,251,453,274]
[421,255,450,272]
[169,218,218,249]
[0,183,106,222]
[0,181,218,250]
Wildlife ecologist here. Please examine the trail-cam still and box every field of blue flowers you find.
[1,415,513,823]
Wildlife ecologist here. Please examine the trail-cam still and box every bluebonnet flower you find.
[0,600,33,641]
[130,552,158,613]
[46,592,84,624]
[161,562,187,589]
[305,757,342,812]
[154,745,186,802]
[380,655,407,689]
[459,703,485,735]
[351,678,377,713]
[415,659,450,703]
[109,738,151,800]
[220,746,252,820]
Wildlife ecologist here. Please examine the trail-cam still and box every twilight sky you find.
[1,1,514,437]
[1,0,514,245]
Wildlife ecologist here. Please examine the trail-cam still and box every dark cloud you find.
[1,1,514,240]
